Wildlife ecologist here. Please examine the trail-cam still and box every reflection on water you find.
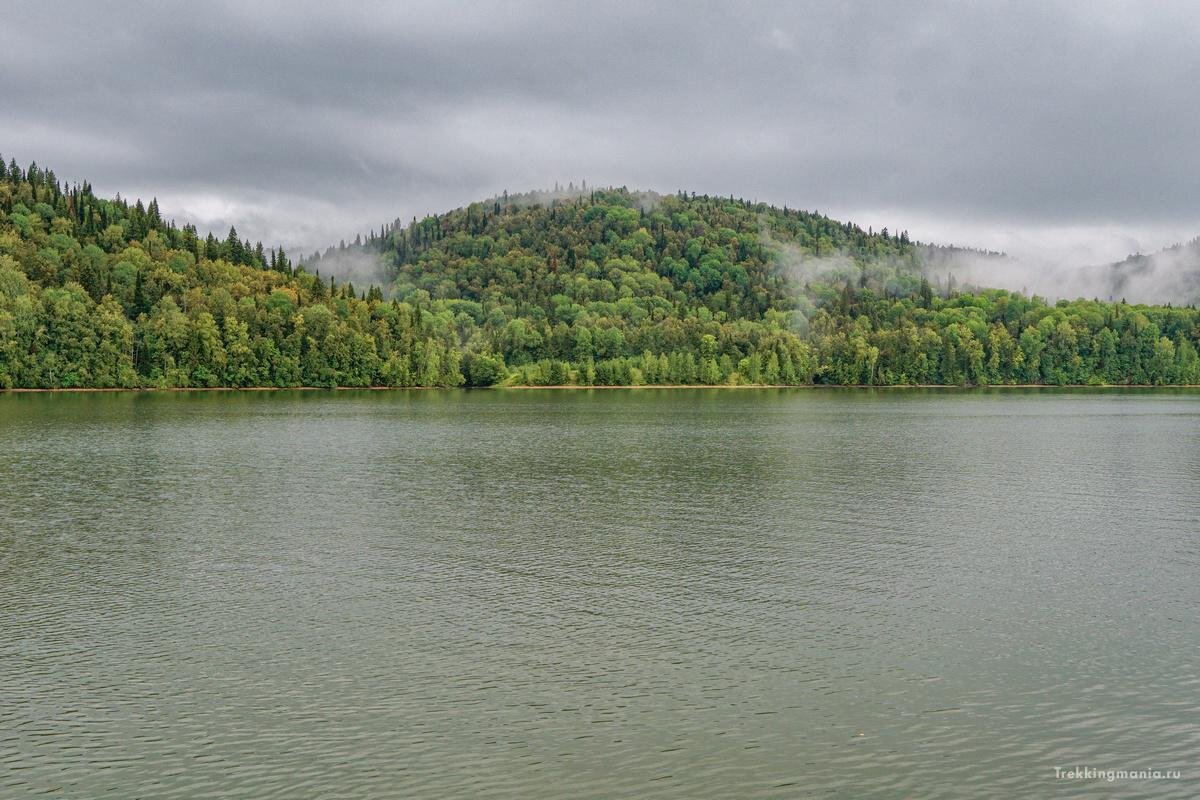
[2,389,1198,798]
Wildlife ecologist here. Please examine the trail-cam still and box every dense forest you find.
[1,159,1198,389]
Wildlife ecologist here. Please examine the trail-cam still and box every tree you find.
[1149,336,1176,385]
[463,352,505,386]
[698,334,721,384]
[224,226,244,264]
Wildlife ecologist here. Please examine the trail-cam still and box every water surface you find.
[2,389,1198,797]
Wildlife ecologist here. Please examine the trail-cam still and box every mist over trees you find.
[1,159,1198,389]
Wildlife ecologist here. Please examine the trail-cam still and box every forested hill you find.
[1102,237,1200,305]
[1,159,1198,389]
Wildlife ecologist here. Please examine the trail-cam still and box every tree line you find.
[1,158,1197,389]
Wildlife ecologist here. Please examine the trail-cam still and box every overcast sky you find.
[3,0,1199,263]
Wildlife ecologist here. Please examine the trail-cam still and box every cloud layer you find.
[4,1,1199,263]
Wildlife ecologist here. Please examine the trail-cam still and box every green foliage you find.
[0,163,1198,388]
[806,288,1200,386]
[462,352,507,387]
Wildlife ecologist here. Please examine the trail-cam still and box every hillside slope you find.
[1103,238,1200,304]
[1,160,1198,388]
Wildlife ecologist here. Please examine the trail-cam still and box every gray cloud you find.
[3,0,1199,265]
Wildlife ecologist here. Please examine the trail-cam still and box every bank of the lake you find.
[5,382,1200,393]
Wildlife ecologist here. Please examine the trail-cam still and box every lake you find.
[1,389,1197,798]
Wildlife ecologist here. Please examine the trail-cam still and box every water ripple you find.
[1,389,1198,798]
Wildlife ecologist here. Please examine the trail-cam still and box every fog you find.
[917,241,1200,305]
[301,247,392,295]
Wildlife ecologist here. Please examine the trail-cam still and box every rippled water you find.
[1,389,1198,798]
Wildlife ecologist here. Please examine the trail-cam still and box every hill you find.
[1,159,1198,388]
[1102,238,1200,304]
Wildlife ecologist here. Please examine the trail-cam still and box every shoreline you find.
[4,383,1200,394]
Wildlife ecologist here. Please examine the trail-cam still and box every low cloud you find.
[302,247,393,295]
[912,244,1200,305]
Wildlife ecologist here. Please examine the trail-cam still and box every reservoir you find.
[2,389,1197,797]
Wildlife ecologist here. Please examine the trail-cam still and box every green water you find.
[2,389,1198,798]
